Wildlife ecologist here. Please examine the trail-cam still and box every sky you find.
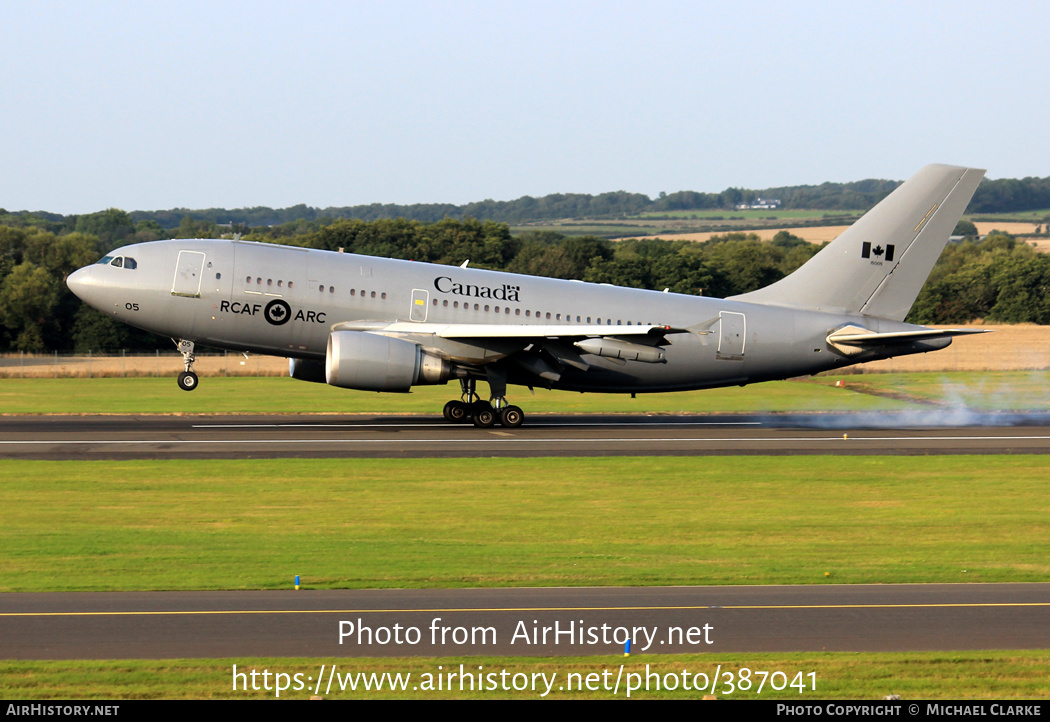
[2,0,1048,215]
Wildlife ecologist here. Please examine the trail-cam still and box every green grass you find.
[969,211,1050,221]
[813,371,1050,411]
[631,209,863,221]
[1,456,1047,592]
[2,651,1046,699]
[0,376,923,415]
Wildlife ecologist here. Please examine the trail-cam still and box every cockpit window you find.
[99,256,137,269]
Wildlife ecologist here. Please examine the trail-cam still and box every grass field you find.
[2,456,1047,592]
[3,651,1047,699]
[0,375,924,415]
[808,371,1050,411]
[3,370,1048,701]
[632,209,863,221]
[2,369,1049,414]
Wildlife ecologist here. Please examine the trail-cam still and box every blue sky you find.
[2,0,1047,214]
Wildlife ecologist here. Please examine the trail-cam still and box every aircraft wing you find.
[357,321,689,339]
[330,321,692,373]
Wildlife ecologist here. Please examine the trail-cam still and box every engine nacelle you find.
[288,357,327,384]
[325,331,451,392]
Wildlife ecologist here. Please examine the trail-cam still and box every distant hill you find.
[3,173,1048,230]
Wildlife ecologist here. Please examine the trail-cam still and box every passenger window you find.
[215,273,221,280]
[370,291,376,298]
[278,280,283,287]
[319,285,325,292]
[330,287,335,294]
[288,281,294,289]
[381,292,386,299]
[350,289,356,296]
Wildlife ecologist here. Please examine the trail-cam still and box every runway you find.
[2,412,1049,459]
[1,584,1046,659]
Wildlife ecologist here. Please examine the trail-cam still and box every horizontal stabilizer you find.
[826,325,991,356]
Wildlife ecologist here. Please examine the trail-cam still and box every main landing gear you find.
[442,377,524,428]
[176,339,198,391]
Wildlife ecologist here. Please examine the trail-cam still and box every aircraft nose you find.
[66,265,107,310]
[66,266,91,300]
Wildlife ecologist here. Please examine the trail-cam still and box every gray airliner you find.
[67,164,986,427]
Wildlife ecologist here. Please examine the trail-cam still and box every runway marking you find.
[4,602,1048,617]
[3,435,1050,446]
[189,421,765,428]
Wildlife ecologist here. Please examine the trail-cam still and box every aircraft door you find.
[410,288,429,322]
[717,311,746,360]
[171,251,206,298]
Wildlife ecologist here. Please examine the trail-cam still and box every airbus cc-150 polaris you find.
[67,164,987,428]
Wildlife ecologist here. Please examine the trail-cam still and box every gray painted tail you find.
[729,164,985,321]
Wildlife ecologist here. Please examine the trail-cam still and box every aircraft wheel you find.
[499,405,524,428]
[443,400,468,423]
[472,406,496,428]
[177,371,199,392]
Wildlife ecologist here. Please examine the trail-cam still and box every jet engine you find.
[325,330,451,392]
[288,357,328,384]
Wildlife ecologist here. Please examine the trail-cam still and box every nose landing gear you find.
[176,339,198,391]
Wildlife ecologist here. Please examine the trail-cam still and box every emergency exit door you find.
[410,288,429,322]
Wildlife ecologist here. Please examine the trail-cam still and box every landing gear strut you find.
[441,374,525,428]
[176,339,198,391]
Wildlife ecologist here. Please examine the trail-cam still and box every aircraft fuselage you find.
[67,238,944,394]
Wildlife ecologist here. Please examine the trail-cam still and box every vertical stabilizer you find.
[729,164,985,321]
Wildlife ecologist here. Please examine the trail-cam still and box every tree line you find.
[2,217,1046,355]
[4,174,1049,231]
